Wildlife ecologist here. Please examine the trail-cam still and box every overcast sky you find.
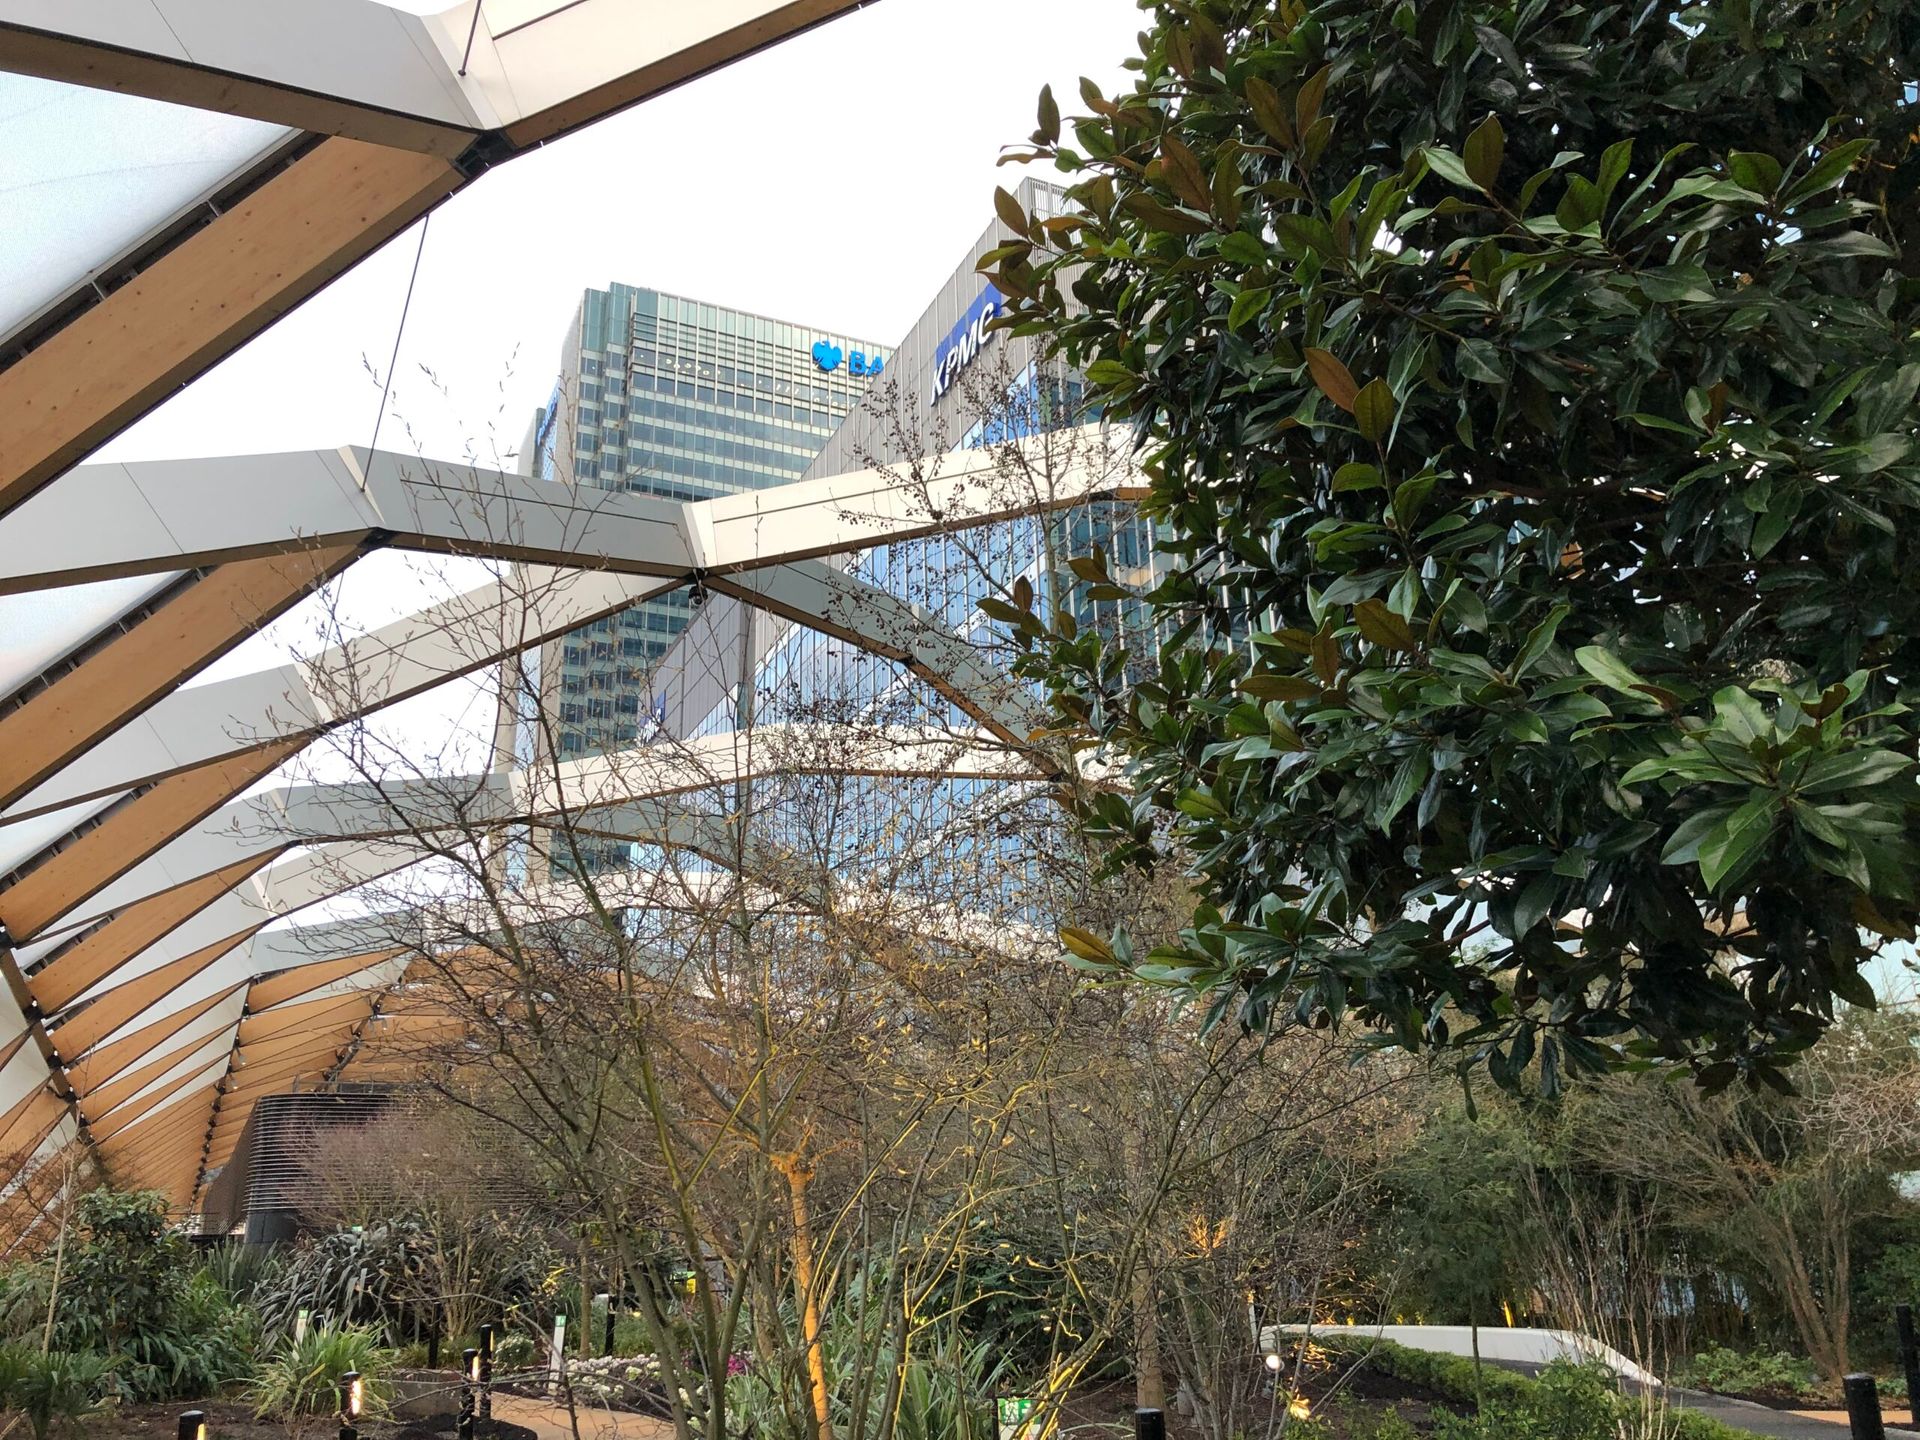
[97,0,1144,471]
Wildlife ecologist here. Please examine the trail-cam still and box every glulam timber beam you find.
[75,1026,235,1123]
[60,983,245,1092]
[0,141,460,519]
[0,0,879,520]
[0,742,306,943]
[27,857,273,1014]
[47,937,250,1059]
[246,951,408,1011]
[0,547,362,810]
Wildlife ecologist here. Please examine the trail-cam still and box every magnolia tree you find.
[986,0,1920,1089]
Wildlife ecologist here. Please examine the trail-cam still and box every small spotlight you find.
[178,1410,208,1440]
[1264,1353,1282,1372]
[341,1372,364,1419]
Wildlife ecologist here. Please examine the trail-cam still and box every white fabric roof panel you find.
[0,74,293,339]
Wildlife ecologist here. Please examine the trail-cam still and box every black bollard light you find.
[1135,1409,1166,1440]
[1899,1304,1920,1430]
[338,1370,364,1440]
[459,1348,479,1440]
[178,1410,207,1440]
[477,1323,495,1430]
[1846,1374,1887,1440]
[602,1294,615,1357]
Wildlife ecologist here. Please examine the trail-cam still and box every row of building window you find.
[559,693,649,722]
[558,724,640,753]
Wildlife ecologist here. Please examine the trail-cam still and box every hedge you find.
[1311,1335,1768,1440]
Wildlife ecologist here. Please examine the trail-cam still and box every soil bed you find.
[88,1399,539,1440]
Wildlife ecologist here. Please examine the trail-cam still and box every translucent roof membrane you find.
[0,792,125,879]
[0,75,294,341]
[0,570,185,702]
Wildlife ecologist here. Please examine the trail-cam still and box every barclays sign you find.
[928,284,1004,406]
[811,340,884,377]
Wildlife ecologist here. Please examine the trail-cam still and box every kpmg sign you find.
[928,284,1004,406]
[811,340,884,377]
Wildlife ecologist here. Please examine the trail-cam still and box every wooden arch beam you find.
[60,982,244,1092]
[75,1025,235,1124]
[246,950,406,1011]
[28,857,271,1014]
[0,140,459,521]
[0,741,303,944]
[48,935,250,1059]
[0,547,362,811]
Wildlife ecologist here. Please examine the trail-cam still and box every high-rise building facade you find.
[524,283,886,760]
[630,179,1151,898]
[652,179,1139,748]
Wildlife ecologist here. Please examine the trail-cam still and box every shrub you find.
[1680,1344,1816,1399]
[989,0,1920,1088]
[256,1221,432,1341]
[11,1349,115,1440]
[248,1326,393,1440]
[727,1291,1008,1440]
[1346,1408,1418,1440]
[2,1189,255,1402]
[117,1270,259,1402]
[1318,1338,1768,1440]
[198,1241,285,1305]
[493,1331,537,1372]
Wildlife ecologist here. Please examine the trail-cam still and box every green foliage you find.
[256,1220,432,1341]
[1377,1102,1539,1326]
[0,1263,51,1339]
[491,1330,537,1372]
[989,0,1920,1085]
[1355,1408,1418,1440]
[1679,1344,1816,1399]
[247,1326,392,1434]
[1429,1361,1621,1440]
[610,1312,654,1356]
[3,1189,255,1401]
[198,1240,285,1305]
[1327,1339,1765,1440]
[1850,1218,1920,1350]
[730,1270,1011,1440]
[9,1348,115,1440]
[1325,1335,1536,1409]
[915,1232,1071,1370]
[49,1188,190,1343]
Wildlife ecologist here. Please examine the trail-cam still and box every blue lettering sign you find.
[929,284,1004,406]
[812,341,885,377]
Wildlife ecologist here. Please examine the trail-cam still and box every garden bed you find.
[1030,1356,1463,1440]
[84,1399,539,1440]
[1307,1337,1775,1440]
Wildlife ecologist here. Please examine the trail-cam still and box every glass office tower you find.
[524,283,885,762]
[639,179,1151,904]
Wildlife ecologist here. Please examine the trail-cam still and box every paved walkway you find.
[489,1392,675,1440]
[1698,1394,1920,1440]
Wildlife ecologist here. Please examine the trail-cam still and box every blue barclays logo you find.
[811,340,884,376]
